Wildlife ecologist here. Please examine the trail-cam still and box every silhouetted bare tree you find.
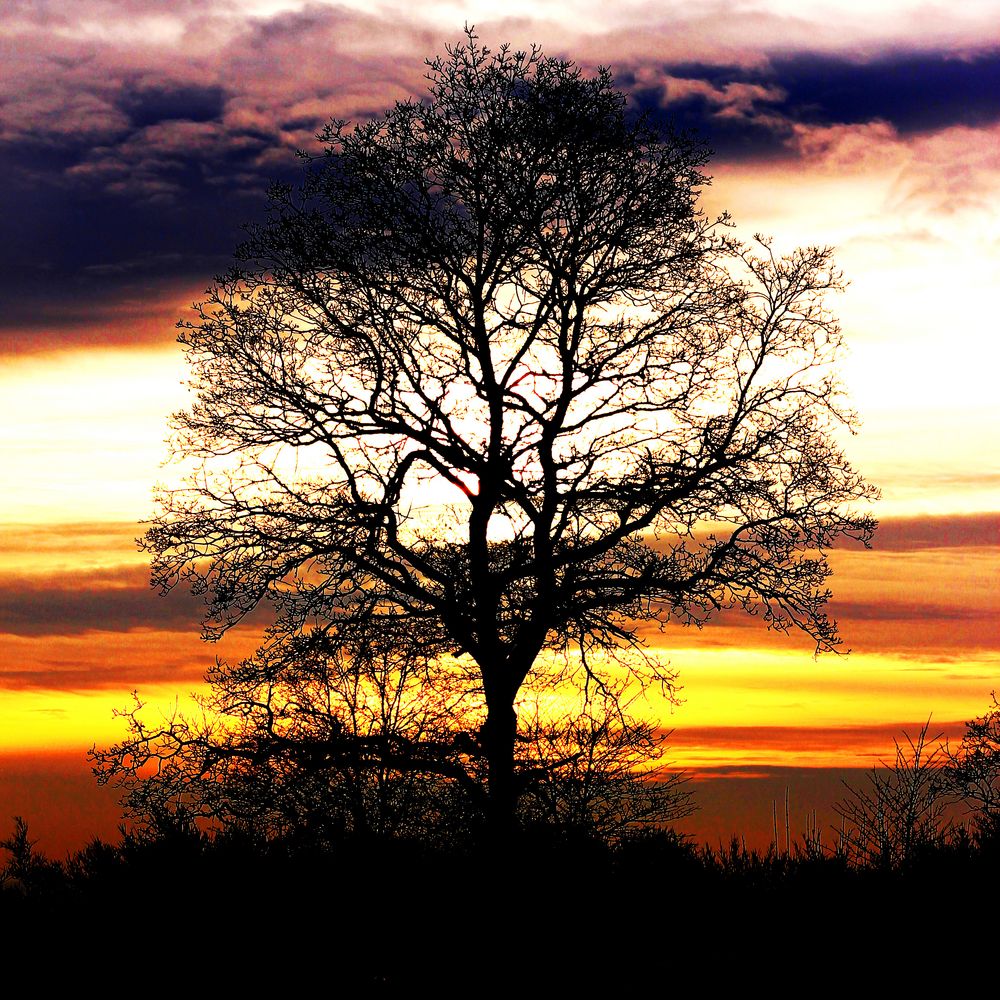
[836,720,950,869]
[133,30,876,838]
[942,692,1000,827]
[95,629,486,844]
[93,631,693,846]
[515,689,695,841]
[0,817,61,895]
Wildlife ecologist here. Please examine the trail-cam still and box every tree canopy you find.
[118,32,877,839]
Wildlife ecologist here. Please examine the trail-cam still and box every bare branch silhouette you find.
[113,29,876,838]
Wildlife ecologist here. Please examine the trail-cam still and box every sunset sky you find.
[1,0,998,852]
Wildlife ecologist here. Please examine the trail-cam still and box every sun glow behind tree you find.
[88,34,879,838]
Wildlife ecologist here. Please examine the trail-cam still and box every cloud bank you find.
[4,1,999,351]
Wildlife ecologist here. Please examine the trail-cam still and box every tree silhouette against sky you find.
[128,32,877,840]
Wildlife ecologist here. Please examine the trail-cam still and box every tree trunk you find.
[482,697,518,847]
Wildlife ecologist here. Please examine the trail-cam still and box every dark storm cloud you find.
[0,124,282,349]
[0,3,431,352]
[121,83,229,129]
[620,68,792,161]
[623,48,1000,161]
[768,50,1000,134]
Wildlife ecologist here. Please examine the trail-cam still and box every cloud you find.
[825,600,988,623]
[0,629,201,689]
[851,512,1000,550]
[0,3,435,352]
[121,82,228,129]
[619,48,1000,162]
[668,720,967,752]
[0,614,267,690]
[787,118,1000,228]
[768,50,1000,135]
[643,512,999,553]
[679,597,992,633]
[0,565,203,636]
[0,665,200,691]
[4,2,1000,352]
[0,521,141,560]
[624,72,794,161]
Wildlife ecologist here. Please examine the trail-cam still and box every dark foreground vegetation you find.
[2,815,999,986]
[2,815,998,987]
[4,699,999,986]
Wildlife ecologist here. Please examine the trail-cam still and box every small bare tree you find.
[836,720,950,869]
[94,629,486,845]
[942,692,1000,821]
[93,629,694,846]
[515,690,695,842]
[0,817,62,895]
